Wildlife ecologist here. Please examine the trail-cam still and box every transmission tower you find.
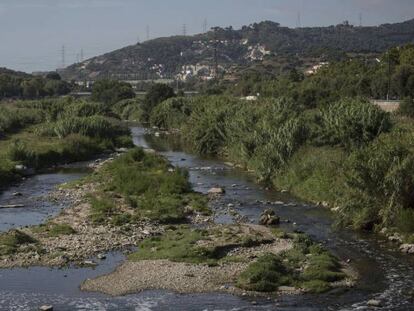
[146,25,150,41]
[296,11,302,28]
[61,45,66,68]
[202,18,208,33]
[182,24,187,36]
[80,48,84,62]
[359,13,363,27]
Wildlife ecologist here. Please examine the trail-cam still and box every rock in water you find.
[259,209,280,226]
[400,244,414,254]
[367,299,381,307]
[208,187,225,195]
[39,306,53,311]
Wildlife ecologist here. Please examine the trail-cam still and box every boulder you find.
[367,299,381,307]
[208,187,225,195]
[259,209,280,226]
[39,306,53,311]
[400,244,414,254]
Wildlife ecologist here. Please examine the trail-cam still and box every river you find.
[0,127,413,310]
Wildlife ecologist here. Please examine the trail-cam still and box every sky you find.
[0,0,413,73]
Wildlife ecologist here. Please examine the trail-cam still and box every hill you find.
[60,19,414,82]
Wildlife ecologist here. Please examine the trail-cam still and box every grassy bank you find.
[145,94,414,241]
[0,98,133,189]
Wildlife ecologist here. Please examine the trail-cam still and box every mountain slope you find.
[60,19,414,81]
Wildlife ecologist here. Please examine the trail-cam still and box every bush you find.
[318,98,392,149]
[399,97,414,118]
[150,97,193,129]
[340,130,414,230]
[91,79,135,105]
[142,84,175,122]
[0,230,36,255]
[36,116,129,139]
[237,253,289,292]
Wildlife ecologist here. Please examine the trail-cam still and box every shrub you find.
[142,84,175,122]
[150,97,193,129]
[399,97,414,118]
[318,98,392,149]
[237,253,289,292]
[0,230,36,255]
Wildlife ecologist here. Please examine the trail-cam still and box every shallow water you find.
[0,127,413,311]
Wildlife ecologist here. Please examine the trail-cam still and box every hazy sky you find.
[1,0,413,73]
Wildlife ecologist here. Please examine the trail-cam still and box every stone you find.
[367,299,381,307]
[12,192,22,196]
[115,148,128,153]
[208,187,225,195]
[388,234,403,243]
[259,209,280,226]
[97,254,106,260]
[39,306,53,311]
[400,244,414,254]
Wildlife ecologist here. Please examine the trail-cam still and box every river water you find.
[0,127,413,311]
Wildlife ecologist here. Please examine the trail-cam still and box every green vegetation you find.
[144,46,414,238]
[88,148,209,225]
[113,98,144,121]
[129,224,345,293]
[129,226,214,264]
[91,79,135,105]
[0,97,132,189]
[32,223,76,237]
[237,234,345,293]
[142,84,175,122]
[0,230,37,255]
[0,68,70,100]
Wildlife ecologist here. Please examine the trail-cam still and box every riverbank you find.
[0,146,354,297]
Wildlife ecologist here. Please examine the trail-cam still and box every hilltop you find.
[60,19,414,81]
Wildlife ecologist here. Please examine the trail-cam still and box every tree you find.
[91,80,135,105]
[46,72,62,80]
[142,84,175,121]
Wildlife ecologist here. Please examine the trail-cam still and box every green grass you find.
[0,230,37,255]
[128,225,218,264]
[32,223,76,237]
[89,196,117,224]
